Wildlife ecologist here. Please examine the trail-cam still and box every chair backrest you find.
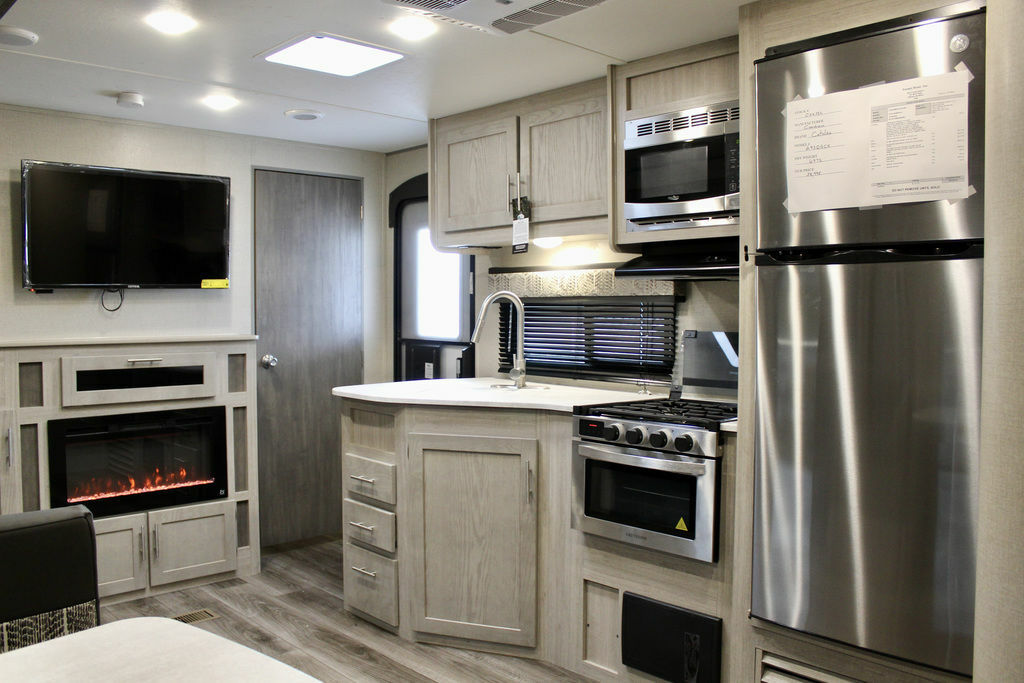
[0,505,100,652]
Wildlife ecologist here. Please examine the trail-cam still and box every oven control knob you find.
[603,423,622,441]
[674,434,695,452]
[625,426,646,445]
[649,430,671,449]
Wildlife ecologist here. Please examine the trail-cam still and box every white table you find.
[0,617,316,682]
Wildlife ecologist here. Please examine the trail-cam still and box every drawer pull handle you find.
[349,521,375,532]
[126,357,163,364]
[349,474,376,484]
[352,566,377,578]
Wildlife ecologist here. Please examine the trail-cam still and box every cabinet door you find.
[0,411,20,514]
[407,432,537,646]
[94,514,148,598]
[149,500,237,586]
[433,115,518,241]
[520,95,607,224]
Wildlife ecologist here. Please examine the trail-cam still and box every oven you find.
[623,99,740,232]
[570,397,736,563]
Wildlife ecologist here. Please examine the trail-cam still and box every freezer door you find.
[755,9,985,249]
[753,256,980,675]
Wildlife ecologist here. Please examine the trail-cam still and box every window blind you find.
[497,296,677,383]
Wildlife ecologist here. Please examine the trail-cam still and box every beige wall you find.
[0,105,389,381]
[976,0,1024,678]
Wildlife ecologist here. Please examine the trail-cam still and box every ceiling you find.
[0,0,742,153]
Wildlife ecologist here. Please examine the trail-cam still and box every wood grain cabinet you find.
[94,500,237,598]
[0,411,18,514]
[406,432,538,646]
[340,403,400,627]
[430,80,607,248]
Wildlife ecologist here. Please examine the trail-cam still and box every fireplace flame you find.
[67,465,215,504]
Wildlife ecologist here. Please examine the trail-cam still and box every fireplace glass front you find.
[48,407,227,517]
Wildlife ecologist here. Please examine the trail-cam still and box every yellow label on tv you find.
[201,279,229,289]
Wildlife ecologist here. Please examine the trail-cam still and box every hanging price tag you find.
[512,215,530,254]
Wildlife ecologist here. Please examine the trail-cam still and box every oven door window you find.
[624,137,725,204]
[584,459,697,540]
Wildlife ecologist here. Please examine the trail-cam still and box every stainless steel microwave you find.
[623,99,740,232]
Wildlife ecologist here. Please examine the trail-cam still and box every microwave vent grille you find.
[634,105,740,137]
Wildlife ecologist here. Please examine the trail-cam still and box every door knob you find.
[261,354,279,369]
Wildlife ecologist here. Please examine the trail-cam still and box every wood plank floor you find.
[101,537,590,683]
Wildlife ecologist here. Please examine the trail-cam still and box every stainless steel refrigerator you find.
[752,3,984,676]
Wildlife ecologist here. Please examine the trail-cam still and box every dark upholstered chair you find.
[0,505,100,652]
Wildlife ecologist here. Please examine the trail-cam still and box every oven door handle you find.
[576,443,708,477]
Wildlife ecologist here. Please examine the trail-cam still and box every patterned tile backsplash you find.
[488,269,673,298]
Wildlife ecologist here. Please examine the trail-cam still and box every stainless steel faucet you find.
[470,290,526,389]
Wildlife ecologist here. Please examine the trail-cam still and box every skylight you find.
[264,34,403,77]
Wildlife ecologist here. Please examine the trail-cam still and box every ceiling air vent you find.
[380,0,607,35]
[492,0,608,34]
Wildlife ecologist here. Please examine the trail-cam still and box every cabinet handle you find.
[349,474,376,484]
[138,531,144,563]
[515,172,522,214]
[152,528,159,558]
[4,427,11,468]
[126,357,163,364]
[348,521,375,532]
[506,174,511,214]
[526,461,534,503]
[352,566,377,578]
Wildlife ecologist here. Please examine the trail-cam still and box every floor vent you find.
[172,609,219,625]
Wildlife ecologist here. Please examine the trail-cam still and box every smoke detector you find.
[116,91,145,108]
[379,0,608,35]
[0,26,40,47]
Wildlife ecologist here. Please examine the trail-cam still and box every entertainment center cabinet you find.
[0,337,260,602]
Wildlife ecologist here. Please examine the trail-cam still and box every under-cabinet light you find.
[202,94,239,111]
[264,34,403,77]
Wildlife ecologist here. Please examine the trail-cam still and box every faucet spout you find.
[471,290,527,388]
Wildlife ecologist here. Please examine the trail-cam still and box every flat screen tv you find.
[22,160,230,289]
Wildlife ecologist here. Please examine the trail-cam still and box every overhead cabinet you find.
[431,79,608,248]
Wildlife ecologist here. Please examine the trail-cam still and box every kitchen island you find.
[333,377,740,680]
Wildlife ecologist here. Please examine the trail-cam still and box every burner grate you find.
[586,398,737,429]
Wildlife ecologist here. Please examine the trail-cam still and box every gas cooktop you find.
[575,397,737,431]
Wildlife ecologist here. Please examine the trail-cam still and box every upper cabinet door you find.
[433,115,518,237]
[520,95,607,225]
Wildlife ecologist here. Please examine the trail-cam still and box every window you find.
[497,296,677,383]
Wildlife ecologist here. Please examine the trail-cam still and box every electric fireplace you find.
[48,407,227,517]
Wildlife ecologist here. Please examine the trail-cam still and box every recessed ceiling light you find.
[144,10,198,35]
[388,15,437,41]
[264,34,403,77]
[0,26,40,47]
[202,94,239,111]
[284,109,325,121]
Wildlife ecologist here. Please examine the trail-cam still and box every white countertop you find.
[332,377,659,413]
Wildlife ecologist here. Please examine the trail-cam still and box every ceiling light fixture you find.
[0,26,40,47]
[202,94,239,111]
[144,9,198,35]
[388,15,438,41]
[264,34,403,77]
[284,109,324,121]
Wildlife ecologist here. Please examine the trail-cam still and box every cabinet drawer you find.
[344,498,396,553]
[344,542,398,626]
[61,352,217,407]
[344,453,396,505]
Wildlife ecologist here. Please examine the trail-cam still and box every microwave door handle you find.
[576,443,707,477]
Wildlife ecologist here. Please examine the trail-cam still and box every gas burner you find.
[574,397,736,458]
[580,398,737,430]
